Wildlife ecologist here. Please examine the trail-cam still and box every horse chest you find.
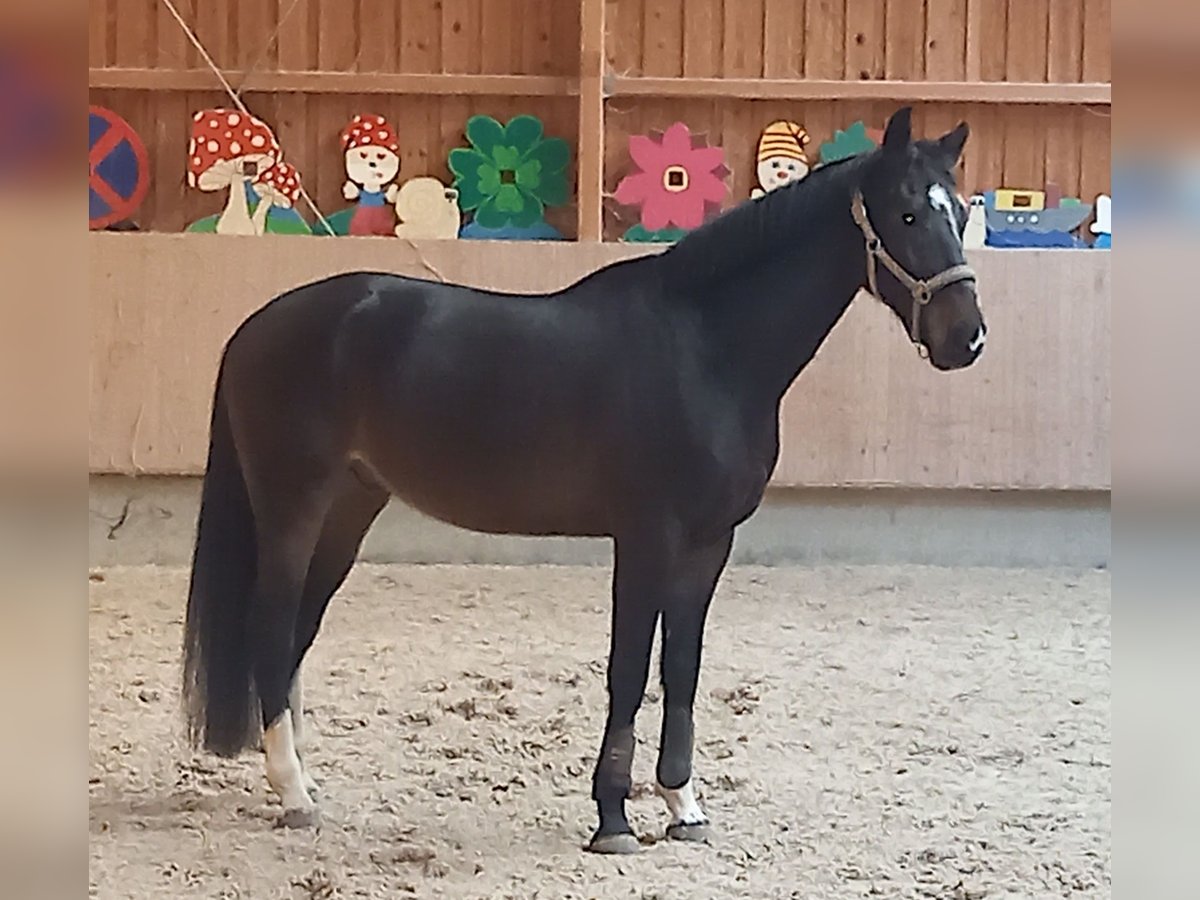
[670,415,777,529]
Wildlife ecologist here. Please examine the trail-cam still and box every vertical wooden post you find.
[965,0,983,82]
[577,0,606,241]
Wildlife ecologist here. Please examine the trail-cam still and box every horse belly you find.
[356,433,609,537]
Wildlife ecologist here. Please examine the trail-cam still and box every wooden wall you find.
[89,1,1110,239]
[88,235,1111,490]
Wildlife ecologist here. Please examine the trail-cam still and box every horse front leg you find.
[656,532,734,841]
[588,540,662,854]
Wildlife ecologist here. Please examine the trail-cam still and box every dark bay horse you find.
[182,107,986,852]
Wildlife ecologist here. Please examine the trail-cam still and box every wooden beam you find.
[90,68,1110,107]
[609,77,1111,105]
[89,68,580,96]
[577,0,607,241]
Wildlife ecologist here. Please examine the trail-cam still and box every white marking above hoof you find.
[656,780,708,826]
[264,713,315,813]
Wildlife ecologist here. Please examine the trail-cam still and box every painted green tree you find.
[818,121,878,166]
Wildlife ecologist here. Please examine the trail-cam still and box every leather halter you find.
[851,190,976,356]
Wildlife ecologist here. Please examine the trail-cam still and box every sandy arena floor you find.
[89,564,1110,899]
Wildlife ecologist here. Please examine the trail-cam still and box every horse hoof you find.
[588,832,641,855]
[666,821,713,843]
[276,806,319,829]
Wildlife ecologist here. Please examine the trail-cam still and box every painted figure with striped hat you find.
[751,120,811,199]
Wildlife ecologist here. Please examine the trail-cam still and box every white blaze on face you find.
[928,183,962,244]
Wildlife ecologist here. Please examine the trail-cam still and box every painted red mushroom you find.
[251,161,303,234]
[187,109,280,235]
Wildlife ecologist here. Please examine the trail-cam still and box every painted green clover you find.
[448,114,570,230]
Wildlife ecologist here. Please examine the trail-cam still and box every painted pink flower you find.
[614,122,730,231]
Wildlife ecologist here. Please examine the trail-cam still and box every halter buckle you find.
[914,284,932,305]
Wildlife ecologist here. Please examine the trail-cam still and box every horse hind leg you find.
[245,471,342,828]
[288,466,389,797]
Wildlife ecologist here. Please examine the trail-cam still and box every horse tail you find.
[181,361,260,757]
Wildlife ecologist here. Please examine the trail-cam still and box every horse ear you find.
[883,107,913,153]
[935,122,970,168]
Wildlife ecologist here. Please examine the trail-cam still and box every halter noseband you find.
[851,190,976,356]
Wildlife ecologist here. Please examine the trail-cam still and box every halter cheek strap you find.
[851,191,977,354]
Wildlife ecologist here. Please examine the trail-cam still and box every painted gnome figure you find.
[963,194,988,249]
[750,121,811,199]
[340,114,402,236]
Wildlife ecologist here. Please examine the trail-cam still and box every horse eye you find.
[903,213,915,225]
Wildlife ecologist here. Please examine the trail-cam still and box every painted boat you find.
[984,184,1092,247]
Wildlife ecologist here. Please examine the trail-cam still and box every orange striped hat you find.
[757,120,810,164]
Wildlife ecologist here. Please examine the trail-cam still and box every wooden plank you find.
[642,0,683,77]
[578,0,606,241]
[1078,106,1111,205]
[963,104,1003,195]
[521,0,555,76]
[1047,0,1084,83]
[925,0,967,81]
[803,100,836,163]
[359,0,398,72]
[193,0,235,71]
[399,0,441,74]
[1005,0,1048,83]
[1043,106,1082,200]
[276,0,315,72]
[845,1,884,81]
[1082,0,1111,82]
[610,0,643,75]
[885,0,926,80]
[607,76,1111,104]
[235,0,277,73]
[719,98,755,205]
[152,92,188,232]
[156,0,193,69]
[318,0,360,72]
[682,0,722,77]
[442,0,483,74]
[762,0,805,78]
[88,68,580,95]
[1002,106,1045,189]
[89,0,111,67]
[480,0,518,75]
[550,0,580,76]
[977,0,1006,82]
[805,0,846,79]
[722,0,764,78]
[113,0,156,68]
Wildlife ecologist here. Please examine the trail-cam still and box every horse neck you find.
[688,185,869,405]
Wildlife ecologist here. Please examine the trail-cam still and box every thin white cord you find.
[157,0,334,235]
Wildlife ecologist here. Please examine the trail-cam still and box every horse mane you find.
[658,151,872,292]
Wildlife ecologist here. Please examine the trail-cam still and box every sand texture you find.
[89,564,1109,899]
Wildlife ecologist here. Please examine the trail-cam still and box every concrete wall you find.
[90,475,1109,570]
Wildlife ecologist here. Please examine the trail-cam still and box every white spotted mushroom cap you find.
[255,161,302,208]
[340,113,401,154]
[187,109,280,191]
